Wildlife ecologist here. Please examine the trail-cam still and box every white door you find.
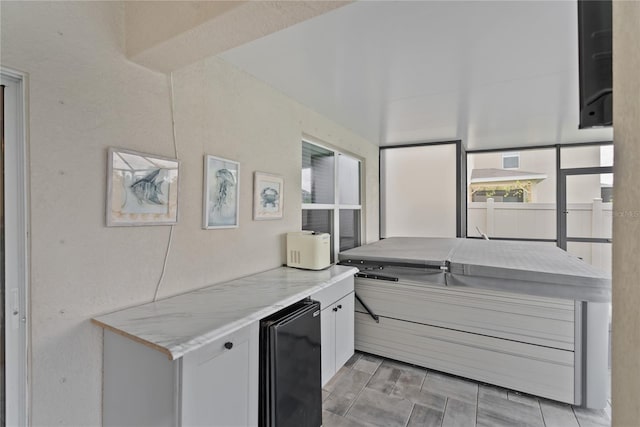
[181,323,258,427]
[2,69,28,427]
[320,306,336,386]
[334,292,355,370]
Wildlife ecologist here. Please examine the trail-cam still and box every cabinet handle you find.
[224,342,233,350]
[332,307,338,312]
[337,305,343,309]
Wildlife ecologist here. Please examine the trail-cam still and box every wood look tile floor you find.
[322,352,611,427]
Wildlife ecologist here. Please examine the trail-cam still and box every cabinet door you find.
[181,323,259,427]
[321,306,336,387]
[334,292,355,370]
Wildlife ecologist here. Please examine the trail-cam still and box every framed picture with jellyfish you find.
[253,172,284,220]
[203,155,240,229]
[106,148,180,226]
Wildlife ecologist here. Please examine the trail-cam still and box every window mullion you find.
[302,204,335,210]
[334,153,340,259]
[302,140,362,256]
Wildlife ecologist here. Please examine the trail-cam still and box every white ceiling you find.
[219,1,613,150]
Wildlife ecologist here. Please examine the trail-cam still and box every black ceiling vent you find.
[578,0,612,128]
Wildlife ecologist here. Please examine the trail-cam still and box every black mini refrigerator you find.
[259,299,322,427]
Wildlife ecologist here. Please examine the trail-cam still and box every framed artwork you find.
[253,172,284,220]
[107,148,180,226]
[203,155,240,229]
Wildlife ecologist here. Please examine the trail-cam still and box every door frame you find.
[558,166,613,250]
[2,66,30,427]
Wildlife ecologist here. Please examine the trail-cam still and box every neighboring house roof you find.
[470,168,547,184]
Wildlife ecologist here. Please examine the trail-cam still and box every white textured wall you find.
[0,2,378,425]
[162,56,379,294]
[612,1,640,425]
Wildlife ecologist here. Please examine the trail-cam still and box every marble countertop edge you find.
[92,265,358,360]
[91,319,175,359]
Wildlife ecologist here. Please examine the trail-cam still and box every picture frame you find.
[203,155,240,229]
[253,172,284,220]
[107,147,180,226]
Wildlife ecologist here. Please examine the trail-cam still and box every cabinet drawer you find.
[355,278,575,350]
[184,323,255,367]
[311,276,354,310]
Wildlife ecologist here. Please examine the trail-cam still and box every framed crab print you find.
[203,155,240,229]
[107,148,180,226]
[253,172,284,220]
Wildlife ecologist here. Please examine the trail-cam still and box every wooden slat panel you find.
[355,278,574,350]
[355,313,575,404]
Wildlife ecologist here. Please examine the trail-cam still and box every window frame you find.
[379,140,466,239]
[502,152,520,169]
[301,139,363,259]
[465,140,614,246]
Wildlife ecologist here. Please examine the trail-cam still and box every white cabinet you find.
[321,292,355,385]
[96,266,359,426]
[103,322,259,427]
[320,304,336,385]
[181,323,259,427]
[312,276,355,386]
[334,292,355,371]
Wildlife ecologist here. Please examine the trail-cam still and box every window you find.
[467,142,613,274]
[380,143,458,238]
[302,141,362,261]
[560,143,614,274]
[467,148,556,240]
[471,189,524,203]
[502,152,520,169]
[560,144,613,168]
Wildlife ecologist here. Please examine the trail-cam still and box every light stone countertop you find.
[92,265,358,360]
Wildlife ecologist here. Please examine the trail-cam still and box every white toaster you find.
[286,231,331,270]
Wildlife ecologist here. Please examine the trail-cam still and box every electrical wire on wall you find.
[153,72,179,302]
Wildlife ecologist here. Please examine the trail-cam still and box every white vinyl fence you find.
[469,198,612,273]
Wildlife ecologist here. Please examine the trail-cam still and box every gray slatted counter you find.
[339,237,610,409]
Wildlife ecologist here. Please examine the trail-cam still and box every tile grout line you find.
[359,360,381,392]
[389,361,415,398]
[440,397,449,427]
[343,362,379,419]
[419,369,428,393]
[325,352,361,415]
[389,370,401,397]
[341,386,365,420]
[537,399,547,427]
[390,381,398,396]
[403,403,416,427]
[322,354,358,419]
[476,381,480,426]
[473,385,479,427]
[572,406,585,427]
[539,401,548,427]
[338,352,609,427]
